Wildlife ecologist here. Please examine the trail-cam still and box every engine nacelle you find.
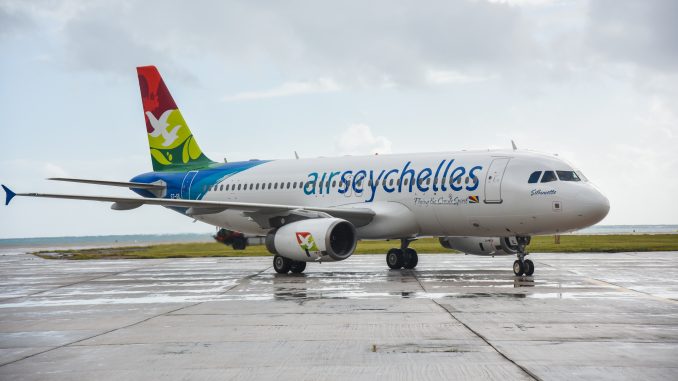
[439,236,520,256]
[266,218,357,262]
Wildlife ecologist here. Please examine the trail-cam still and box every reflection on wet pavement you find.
[0,250,677,380]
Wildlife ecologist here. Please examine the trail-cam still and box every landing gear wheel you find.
[387,248,404,269]
[513,260,525,276]
[403,248,418,269]
[232,237,247,250]
[273,255,292,274]
[290,261,307,274]
[523,259,534,276]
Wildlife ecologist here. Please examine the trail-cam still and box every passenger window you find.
[237,184,241,190]
[220,185,224,191]
[274,183,278,189]
[556,171,581,182]
[541,171,557,183]
[464,177,469,184]
[528,171,541,184]
[389,179,394,186]
[250,184,253,190]
[404,179,409,186]
[287,182,291,189]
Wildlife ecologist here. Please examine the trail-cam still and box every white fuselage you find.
[189,149,609,239]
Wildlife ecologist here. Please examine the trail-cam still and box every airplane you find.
[2,66,610,276]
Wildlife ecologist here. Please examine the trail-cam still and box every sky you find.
[0,0,677,238]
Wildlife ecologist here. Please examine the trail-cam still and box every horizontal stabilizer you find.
[48,178,165,190]
[2,184,16,206]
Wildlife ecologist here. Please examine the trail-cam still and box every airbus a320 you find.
[2,66,610,276]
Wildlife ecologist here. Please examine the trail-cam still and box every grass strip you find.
[32,234,678,260]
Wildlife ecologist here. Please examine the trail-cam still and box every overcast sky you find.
[1,0,677,238]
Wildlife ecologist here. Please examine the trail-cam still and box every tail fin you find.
[137,66,214,172]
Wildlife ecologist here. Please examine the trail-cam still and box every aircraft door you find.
[484,158,511,204]
[181,170,199,199]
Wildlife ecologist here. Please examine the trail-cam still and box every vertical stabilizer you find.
[137,66,214,172]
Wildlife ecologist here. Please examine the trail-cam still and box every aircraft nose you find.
[576,186,610,225]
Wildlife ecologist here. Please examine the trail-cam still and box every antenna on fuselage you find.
[511,140,518,151]
[294,151,300,159]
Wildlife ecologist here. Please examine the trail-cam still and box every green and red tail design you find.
[137,66,214,172]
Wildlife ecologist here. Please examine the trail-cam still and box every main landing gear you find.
[386,239,418,270]
[273,255,307,274]
[512,236,534,276]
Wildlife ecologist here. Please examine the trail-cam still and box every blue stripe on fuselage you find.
[129,160,270,211]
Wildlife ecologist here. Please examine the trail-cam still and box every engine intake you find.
[266,218,357,262]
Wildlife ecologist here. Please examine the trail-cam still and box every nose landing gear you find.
[512,236,534,276]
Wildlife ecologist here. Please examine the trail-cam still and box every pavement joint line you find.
[0,263,271,369]
[0,259,175,303]
[431,299,542,381]
[538,259,678,305]
[411,267,541,381]
[584,277,678,306]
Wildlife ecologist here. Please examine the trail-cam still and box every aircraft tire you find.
[387,248,404,269]
[273,255,292,274]
[290,261,307,274]
[523,259,534,276]
[513,260,525,276]
[232,237,247,250]
[403,248,418,269]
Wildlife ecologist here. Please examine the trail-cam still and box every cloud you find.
[336,124,392,155]
[222,78,341,101]
[425,69,497,84]
[1,0,536,86]
[587,0,678,72]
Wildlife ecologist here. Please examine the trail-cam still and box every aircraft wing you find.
[2,186,375,228]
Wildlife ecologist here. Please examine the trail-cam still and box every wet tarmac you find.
[0,251,677,380]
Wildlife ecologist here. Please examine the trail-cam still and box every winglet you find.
[2,185,16,206]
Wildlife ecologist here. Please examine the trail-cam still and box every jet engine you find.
[266,218,357,262]
[439,236,522,256]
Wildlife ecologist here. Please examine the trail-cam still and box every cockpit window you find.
[556,171,581,182]
[541,171,557,183]
[528,171,541,184]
